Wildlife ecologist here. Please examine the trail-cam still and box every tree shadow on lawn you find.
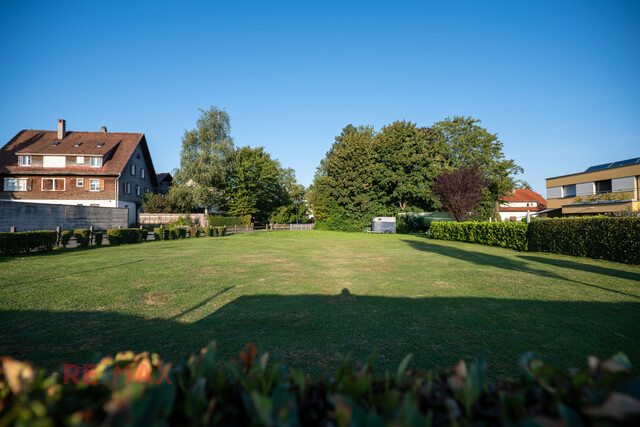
[402,239,640,300]
[1,293,638,379]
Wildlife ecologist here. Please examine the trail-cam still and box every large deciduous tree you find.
[432,116,522,219]
[434,165,489,222]
[171,106,236,212]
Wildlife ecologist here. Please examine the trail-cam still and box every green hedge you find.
[1,344,637,425]
[209,216,242,227]
[206,226,215,237]
[106,228,143,245]
[73,229,91,247]
[216,226,227,236]
[528,217,640,264]
[430,221,528,251]
[0,231,57,255]
[60,231,72,248]
[94,231,103,246]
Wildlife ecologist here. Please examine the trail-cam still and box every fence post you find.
[234,225,237,234]
[56,226,61,247]
[90,226,94,245]
[10,227,15,232]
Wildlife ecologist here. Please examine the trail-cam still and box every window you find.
[144,187,150,193]
[42,178,65,191]
[130,164,136,175]
[562,184,576,198]
[141,168,145,179]
[77,156,84,164]
[124,182,131,193]
[90,157,101,167]
[3,178,28,191]
[89,179,100,192]
[76,178,84,187]
[136,185,141,196]
[19,155,31,166]
[595,179,612,194]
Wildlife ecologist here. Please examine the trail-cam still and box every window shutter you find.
[100,179,105,191]
[27,179,32,191]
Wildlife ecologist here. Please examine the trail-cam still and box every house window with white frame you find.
[124,182,131,193]
[77,156,84,164]
[131,164,136,175]
[141,168,145,179]
[90,157,102,167]
[89,179,100,192]
[76,178,84,187]
[3,178,28,191]
[42,178,65,191]
[136,185,141,196]
[19,155,31,166]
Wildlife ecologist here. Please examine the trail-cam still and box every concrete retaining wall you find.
[139,213,209,227]
[0,200,128,232]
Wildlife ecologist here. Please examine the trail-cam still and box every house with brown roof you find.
[499,188,547,222]
[0,119,159,225]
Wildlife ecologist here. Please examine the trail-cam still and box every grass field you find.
[1,230,638,378]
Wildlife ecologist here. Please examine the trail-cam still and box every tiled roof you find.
[499,206,545,212]
[156,172,172,183]
[500,189,547,205]
[0,129,157,186]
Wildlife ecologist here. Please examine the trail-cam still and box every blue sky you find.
[1,0,638,195]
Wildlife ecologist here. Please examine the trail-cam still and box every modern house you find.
[545,157,640,216]
[0,119,159,225]
[499,189,547,221]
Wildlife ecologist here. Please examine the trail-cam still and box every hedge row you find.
[429,217,640,264]
[153,226,227,240]
[209,215,251,227]
[0,231,57,255]
[1,343,637,425]
[528,217,640,264]
[106,228,147,245]
[430,221,528,251]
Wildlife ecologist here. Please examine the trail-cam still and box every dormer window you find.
[18,155,31,166]
[74,142,82,147]
[97,143,105,147]
[52,141,60,146]
[90,157,101,167]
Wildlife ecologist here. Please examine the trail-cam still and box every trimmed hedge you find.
[60,231,72,248]
[216,226,227,236]
[169,228,179,239]
[189,225,200,238]
[206,226,215,237]
[209,216,242,227]
[73,229,91,248]
[430,221,528,251]
[0,231,57,255]
[528,217,640,264]
[94,231,103,246]
[106,228,143,245]
[153,227,163,240]
[0,344,637,425]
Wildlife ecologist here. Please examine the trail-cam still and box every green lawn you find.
[1,230,638,378]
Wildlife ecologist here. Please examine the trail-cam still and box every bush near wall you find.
[73,229,91,248]
[60,231,72,248]
[209,216,242,227]
[206,226,215,237]
[0,231,57,255]
[528,217,640,264]
[0,344,637,426]
[106,229,143,245]
[216,226,227,236]
[94,231,103,246]
[430,221,528,251]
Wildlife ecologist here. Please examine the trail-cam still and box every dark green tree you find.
[431,116,523,219]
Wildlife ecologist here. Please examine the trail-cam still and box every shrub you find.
[60,231,72,248]
[0,344,637,426]
[73,229,91,247]
[106,228,142,245]
[528,217,640,264]
[206,226,214,237]
[209,216,242,227]
[189,225,200,238]
[0,231,57,255]
[141,229,149,241]
[169,228,179,239]
[94,231,103,246]
[430,221,528,251]
[241,214,252,226]
[153,227,164,240]
[178,228,187,239]
[215,226,226,236]
[166,215,193,227]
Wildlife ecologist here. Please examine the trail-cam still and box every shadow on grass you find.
[402,239,640,300]
[517,255,640,282]
[1,292,638,378]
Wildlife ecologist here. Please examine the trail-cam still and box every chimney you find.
[57,119,66,139]
[100,126,107,132]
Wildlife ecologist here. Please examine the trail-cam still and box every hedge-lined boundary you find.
[430,221,528,251]
[429,218,640,264]
[528,217,640,264]
[0,231,57,255]
[0,343,637,425]
[106,228,145,245]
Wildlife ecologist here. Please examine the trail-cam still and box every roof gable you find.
[501,189,547,205]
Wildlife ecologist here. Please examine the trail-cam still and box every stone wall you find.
[0,200,128,232]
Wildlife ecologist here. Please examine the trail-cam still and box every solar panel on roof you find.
[585,157,639,172]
